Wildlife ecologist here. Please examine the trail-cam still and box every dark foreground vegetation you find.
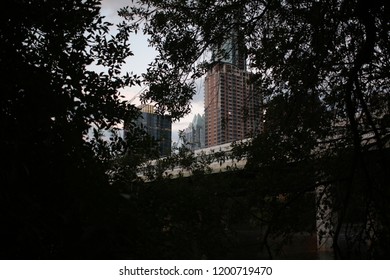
[1,0,389,259]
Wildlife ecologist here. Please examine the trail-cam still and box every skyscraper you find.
[135,104,172,156]
[184,114,205,150]
[204,34,262,147]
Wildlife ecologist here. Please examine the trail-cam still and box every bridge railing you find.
[136,139,251,181]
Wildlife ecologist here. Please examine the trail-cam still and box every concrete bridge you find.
[137,132,389,258]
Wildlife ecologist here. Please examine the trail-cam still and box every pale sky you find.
[100,0,205,144]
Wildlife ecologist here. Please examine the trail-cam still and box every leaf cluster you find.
[0,0,152,259]
[126,0,390,258]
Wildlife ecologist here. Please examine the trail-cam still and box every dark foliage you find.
[124,0,390,259]
[0,0,149,259]
[2,0,389,260]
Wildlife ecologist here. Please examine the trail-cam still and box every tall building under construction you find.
[204,32,262,147]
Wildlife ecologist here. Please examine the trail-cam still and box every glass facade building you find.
[136,105,172,156]
[184,114,205,150]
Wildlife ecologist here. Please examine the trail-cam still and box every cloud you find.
[100,0,206,146]
[100,0,130,20]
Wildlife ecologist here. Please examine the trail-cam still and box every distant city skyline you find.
[100,0,205,144]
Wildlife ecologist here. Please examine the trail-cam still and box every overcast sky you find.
[100,0,205,143]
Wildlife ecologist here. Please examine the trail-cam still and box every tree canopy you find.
[1,0,389,259]
[0,0,153,258]
[124,0,390,258]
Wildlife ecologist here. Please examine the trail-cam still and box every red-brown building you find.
[204,62,262,147]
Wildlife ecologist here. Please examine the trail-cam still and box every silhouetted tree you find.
[0,0,154,259]
[124,0,390,258]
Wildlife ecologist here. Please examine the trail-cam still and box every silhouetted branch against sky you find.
[100,0,205,143]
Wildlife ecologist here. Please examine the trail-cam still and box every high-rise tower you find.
[129,104,172,156]
[184,114,205,150]
[204,33,261,147]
